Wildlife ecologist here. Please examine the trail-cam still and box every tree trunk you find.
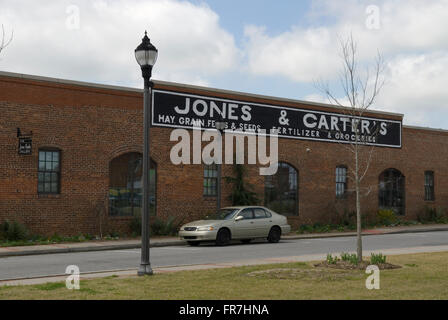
[355,147,363,262]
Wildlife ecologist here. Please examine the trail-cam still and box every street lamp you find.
[135,31,158,276]
[215,115,227,212]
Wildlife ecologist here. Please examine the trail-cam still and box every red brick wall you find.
[0,73,447,236]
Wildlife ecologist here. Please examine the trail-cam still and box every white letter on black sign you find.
[241,105,252,121]
[193,100,208,117]
[318,116,329,130]
[380,122,387,135]
[228,104,238,120]
[175,98,190,114]
[303,113,317,128]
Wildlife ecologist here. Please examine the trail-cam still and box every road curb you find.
[1,226,447,258]
[0,240,185,258]
[284,226,448,240]
[282,227,448,240]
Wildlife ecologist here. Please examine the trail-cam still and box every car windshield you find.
[205,209,239,220]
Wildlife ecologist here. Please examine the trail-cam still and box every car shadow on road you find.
[187,239,293,248]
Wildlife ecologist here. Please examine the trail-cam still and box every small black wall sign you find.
[152,90,402,148]
[18,137,32,155]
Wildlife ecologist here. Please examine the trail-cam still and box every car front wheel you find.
[216,228,231,246]
[267,227,281,243]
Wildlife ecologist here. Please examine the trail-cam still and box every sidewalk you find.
[1,224,447,258]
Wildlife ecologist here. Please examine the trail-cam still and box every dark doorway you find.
[109,152,156,216]
[379,168,405,215]
[264,162,298,216]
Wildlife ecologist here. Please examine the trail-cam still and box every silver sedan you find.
[178,206,291,246]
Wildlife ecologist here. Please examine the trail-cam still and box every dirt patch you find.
[314,261,401,270]
[247,268,363,281]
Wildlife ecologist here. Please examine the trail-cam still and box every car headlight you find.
[196,226,214,231]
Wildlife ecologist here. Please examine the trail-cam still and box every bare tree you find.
[316,34,385,262]
[0,24,13,55]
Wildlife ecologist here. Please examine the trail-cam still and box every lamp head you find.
[135,31,158,79]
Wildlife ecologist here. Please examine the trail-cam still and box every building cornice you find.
[0,70,405,119]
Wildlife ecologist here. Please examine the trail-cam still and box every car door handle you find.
[250,221,254,224]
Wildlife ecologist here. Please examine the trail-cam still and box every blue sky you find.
[1,0,448,129]
[200,1,312,38]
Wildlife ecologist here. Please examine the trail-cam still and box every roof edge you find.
[403,125,448,134]
[0,70,143,93]
[0,70,404,118]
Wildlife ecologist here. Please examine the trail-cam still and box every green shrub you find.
[326,253,339,264]
[377,209,397,226]
[338,210,356,226]
[150,216,183,236]
[340,252,359,265]
[297,224,313,234]
[49,233,63,242]
[298,223,340,234]
[417,206,447,224]
[131,214,183,237]
[0,220,29,241]
[370,253,387,264]
[225,163,259,206]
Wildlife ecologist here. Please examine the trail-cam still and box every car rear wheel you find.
[187,241,200,246]
[241,239,252,244]
[216,228,231,246]
[267,226,281,243]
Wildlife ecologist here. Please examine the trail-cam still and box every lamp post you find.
[215,116,227,212]
[135,31,158,276]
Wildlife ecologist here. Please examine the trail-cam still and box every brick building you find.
[0,70,447,236]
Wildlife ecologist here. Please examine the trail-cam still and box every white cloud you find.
[0,0,239,87]
[244,0,448,81]
[243,25,339,82]
[243,0,448,127]
[377,52,448,126]
[305,52,448,127]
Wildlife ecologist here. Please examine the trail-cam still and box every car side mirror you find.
[235,216,244,222]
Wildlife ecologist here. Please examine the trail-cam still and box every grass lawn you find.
[1,251,447,300]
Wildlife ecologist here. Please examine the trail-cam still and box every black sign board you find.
[18,137,32,155]
[152,90,402,148]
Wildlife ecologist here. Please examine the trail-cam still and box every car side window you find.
[254,208,267,219]
[238,209,254,220]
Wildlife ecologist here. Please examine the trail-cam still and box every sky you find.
[0,0,448,129]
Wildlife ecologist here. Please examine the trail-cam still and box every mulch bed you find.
[247,268,360,280]
[314,260,401,270]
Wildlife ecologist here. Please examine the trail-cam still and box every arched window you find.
[109,152,156,216]
[264,162,298,216]
[379,168,405,215]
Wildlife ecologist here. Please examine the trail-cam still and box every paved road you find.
[1,231,448,280]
